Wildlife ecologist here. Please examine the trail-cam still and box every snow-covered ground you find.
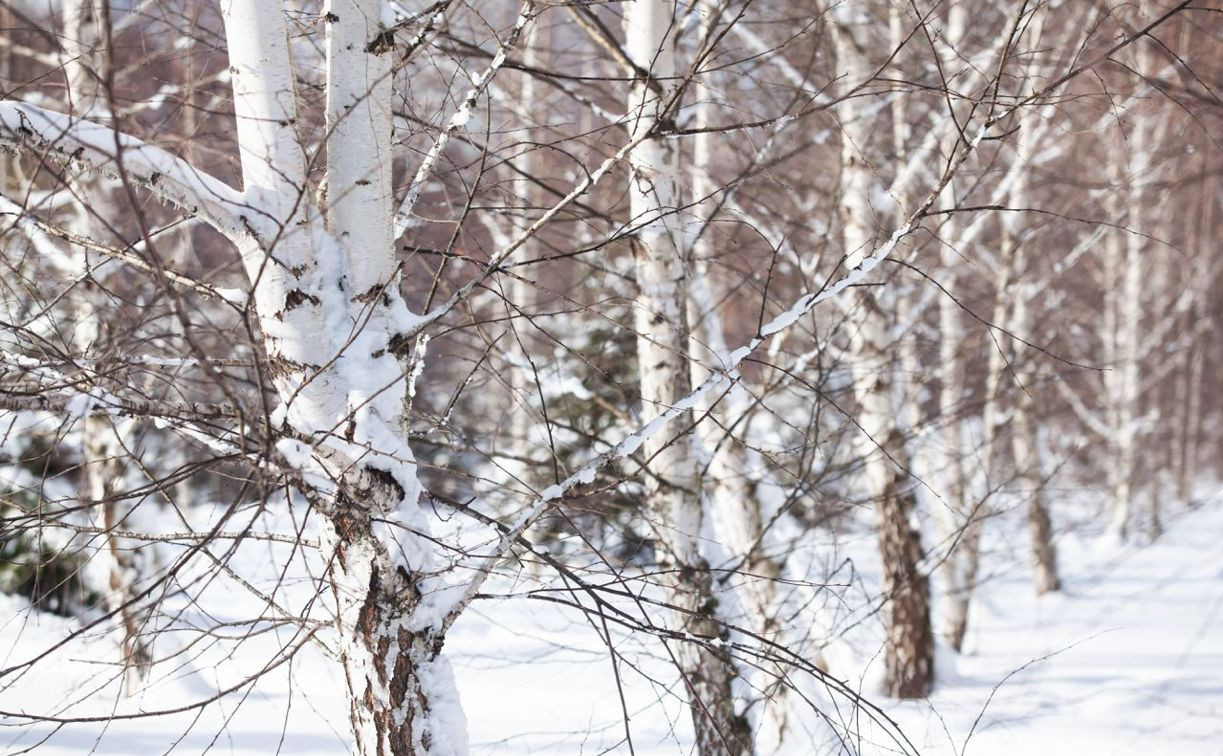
[881,491,1223,756]
[2,487,1221,755]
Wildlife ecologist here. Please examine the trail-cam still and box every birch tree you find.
[831,2,932,698]
[3,0,477,750]
[62,0,155,692]
[624,2,751,752]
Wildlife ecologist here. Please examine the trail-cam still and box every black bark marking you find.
[354,284,390,305]
[366,466,405,503]
[388,333,411,360]
[284,288,320,311]
[366,29,395,55]
[356,565,380,637]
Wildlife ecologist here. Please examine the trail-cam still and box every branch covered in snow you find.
[0,102,251,244]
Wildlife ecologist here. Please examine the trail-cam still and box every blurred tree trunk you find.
[508,21,547,462]
[832,6,932,698]
[689,5,785,740]
[999,11,1061,591]
[625,2,752,752]
[1105,78,1150,541]
[934,48,971,637]
[62,0,152,695]
[1175,178,1211,506]
[1177,316,1204,505]
[1009,259,1060,593]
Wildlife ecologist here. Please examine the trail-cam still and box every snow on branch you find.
[0,101,251,244]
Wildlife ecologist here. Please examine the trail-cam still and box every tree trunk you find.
[320,504,466,756]
[832,7,933,699]
[1176,186,1209,506]
[1106,42,1153,540]
[878,443,933,698]
[992,7,1060,595]
[221,3,471,752]
[1008,245,1060,592]
[63,0,153,692]
[1010,366,1060,593]
[1178,332,1203,504]
[625,3,752,753]
[89,419,153,694]
[688,3,787,744]
[937,229,976,654]
[943,250,1009,649]
[507,21,546,460]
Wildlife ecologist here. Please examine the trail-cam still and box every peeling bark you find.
[878,450,933,698]
[322,505,465,756]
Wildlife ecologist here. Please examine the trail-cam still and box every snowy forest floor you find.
[879,487,1223,756]
[2,485,1221,755]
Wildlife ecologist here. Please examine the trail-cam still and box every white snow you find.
[2,488,1221,754]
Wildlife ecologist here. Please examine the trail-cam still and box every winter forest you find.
[0,0,1219,753]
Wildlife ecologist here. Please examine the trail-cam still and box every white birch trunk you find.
[1106,73,1151,540]
[1009,256,1061,593]
[625,3,751,753]
[936,221,974,651]
[222,3,468,752]
[1178,312,1204,504]
[1,1,472,745]
[508,22,545,461]
[689,11,786,739]
[62,0,153,694]
[1175,180,1209,506]
[832,8,932,698]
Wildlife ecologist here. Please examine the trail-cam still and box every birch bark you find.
[508,22,546,462]
[689,5,786,742]
[220,2,469,752]
[625,2,752,752]
[926,3,980,652]
[62,0,152,694]
[1004,68,1061,592]
[831,7,932,698]
[1105,44,1154,540]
